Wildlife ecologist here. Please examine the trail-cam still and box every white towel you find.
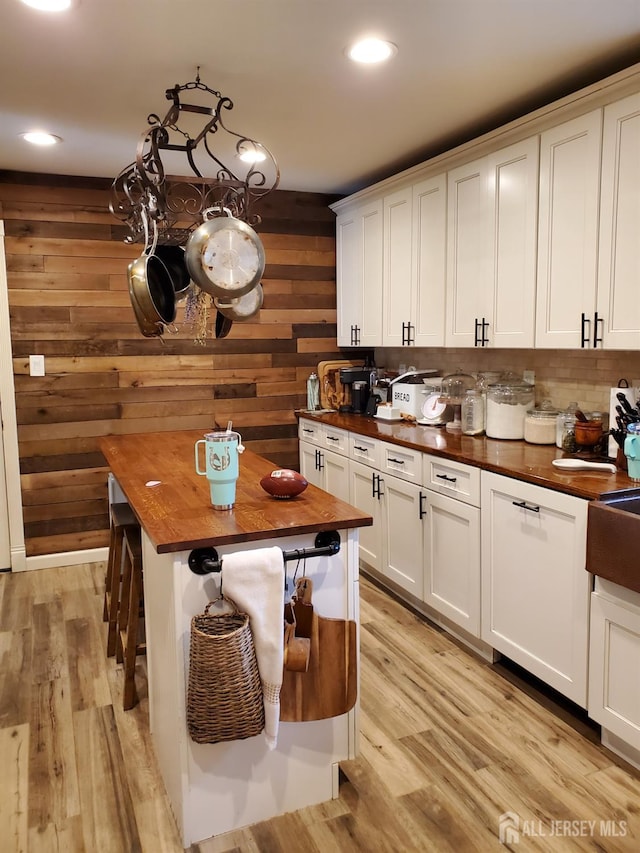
[221,546,285,749]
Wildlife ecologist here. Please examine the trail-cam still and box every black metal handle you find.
[354,325,361,346]
[481,318,489,347]
[593,311,604,348]
[315,448,324,471]
[419,491,427,520]
[436,473,457,483]
[350,324,357,346]
[406,322,415,346]
[302,427,313,434]
[474,318,481,347]
[326,435,339,442]
[188,530,342,575]
[580,312,590,348]
[402,321,408,346]
[372,472,384,500]
[354,444,368,453]
[387,457,405,465]
[512,500,540,513]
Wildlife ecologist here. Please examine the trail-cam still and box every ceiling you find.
[1,0,640,197]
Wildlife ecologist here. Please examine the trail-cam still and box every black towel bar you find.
[188,530,341,575]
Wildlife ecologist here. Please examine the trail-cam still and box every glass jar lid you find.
[526,407,559,419]
[440,369,475,403]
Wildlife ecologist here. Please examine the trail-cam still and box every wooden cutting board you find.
[317,360,358,410]
[280,611,357,722]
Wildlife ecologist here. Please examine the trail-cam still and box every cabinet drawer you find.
[380,442,422,484]
[321,425,349,455]
[298,418,323,444]
[349,434,381,468]
[423,455,480,506]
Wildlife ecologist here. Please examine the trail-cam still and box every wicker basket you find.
[187,596,265,744]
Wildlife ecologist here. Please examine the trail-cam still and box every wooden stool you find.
[104,502,139,657]
[117,525,146,710]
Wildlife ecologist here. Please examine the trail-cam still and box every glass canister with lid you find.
[524,401,559,445]
[485,376,535,440]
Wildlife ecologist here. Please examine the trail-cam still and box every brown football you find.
[260,469,308,499]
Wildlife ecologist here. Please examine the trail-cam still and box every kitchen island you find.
[100,429,372,847]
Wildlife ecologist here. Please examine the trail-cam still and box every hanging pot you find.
[185,209,265,300]
[215,283,263,323]
[215,309,233,339]
[126,214,176,337]
[154,244,191,296]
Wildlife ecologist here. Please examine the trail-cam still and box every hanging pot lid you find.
[185,208,265,300]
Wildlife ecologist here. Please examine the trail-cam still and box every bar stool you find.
[104,502,139,658]
[117,524,146,710]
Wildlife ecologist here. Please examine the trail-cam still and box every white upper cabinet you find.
[411,174,447,347]
[382,186,413,347]
[381,176,447,347]
[535,110,602,348]
[596,92,640,349]
[446,138,538,348]
[336,199,383,347]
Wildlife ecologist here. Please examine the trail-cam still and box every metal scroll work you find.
[109,70,280,246]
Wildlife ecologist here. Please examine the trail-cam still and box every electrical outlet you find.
[29,354,45,376]
[523,369,535,385]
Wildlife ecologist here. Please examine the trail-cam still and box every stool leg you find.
[103,521,117,622]
[116,541,133,666]
[122,542,141,710]
[106,528,125,657]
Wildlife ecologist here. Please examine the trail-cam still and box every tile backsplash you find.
[375,347,640,416]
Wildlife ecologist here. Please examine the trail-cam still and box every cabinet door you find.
[323,448,350,503]
[481,471,590,706]
[299,441,323,489]
[486,137,539,348]
[423,490,480,637]
[382,186,413,347]
[335,199,383,347]
[597,93,640,349]
[535,110,602,348]
[446,156,490,347]
[589,590,640,751]
[412,174,446,347]
[335,210,359,346]
[349,459,383,571]
[382,476,424,599]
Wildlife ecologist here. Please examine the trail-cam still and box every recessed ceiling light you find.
[347,38,397,64]
[21,131,62,146]
[20,0,72,11]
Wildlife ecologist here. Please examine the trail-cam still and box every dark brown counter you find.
[298,412,635,501]
[100,430,372,554]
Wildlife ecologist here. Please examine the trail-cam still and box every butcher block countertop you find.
[100,430,372,554]
[298,412,636,502]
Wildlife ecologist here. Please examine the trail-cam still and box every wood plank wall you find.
[0,171,342,558]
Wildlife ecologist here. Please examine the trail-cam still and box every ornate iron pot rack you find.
[109,71,280,246]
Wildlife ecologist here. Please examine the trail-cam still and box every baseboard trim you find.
[23,546,108,572]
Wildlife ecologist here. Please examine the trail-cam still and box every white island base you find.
[142,528,360,847]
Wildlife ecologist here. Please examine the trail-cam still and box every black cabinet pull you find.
[436,473,457,483]
[419,491,427,520]
[355,325,361,346]
[315,449,324,471]
[326,435,339,442]
[474,318,481,347]
[593,311,604,348]
[354,445,368,453]
[481,318,489,347]
[302,427,313,434]
[580,312,590,348]
[387,457,405,465]
[372,473,384,500]
[406,322,415,346]
[512,500,540,513]
[402,321,408,346]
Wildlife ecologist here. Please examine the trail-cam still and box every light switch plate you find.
[29,354,45,376]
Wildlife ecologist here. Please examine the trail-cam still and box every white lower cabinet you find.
[423,488,480,637]
[589,580,640,755]
[349,459,384,572]
[299,440,349,501]
[481,470,590,706]
[382,474,424,599]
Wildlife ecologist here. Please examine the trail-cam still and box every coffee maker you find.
[338,366,371,414]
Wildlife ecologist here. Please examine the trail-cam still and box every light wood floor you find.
[1,563,640,852]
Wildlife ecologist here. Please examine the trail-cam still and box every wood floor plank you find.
[0,628,32,727]
[28,678,81,831]
[27,816,86,853]
[65,618,111,712]
[73,705,142,853]
[0,723,29,853]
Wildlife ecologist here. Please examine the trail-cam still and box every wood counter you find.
[100,430,372,554]
[297,412,635,501]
